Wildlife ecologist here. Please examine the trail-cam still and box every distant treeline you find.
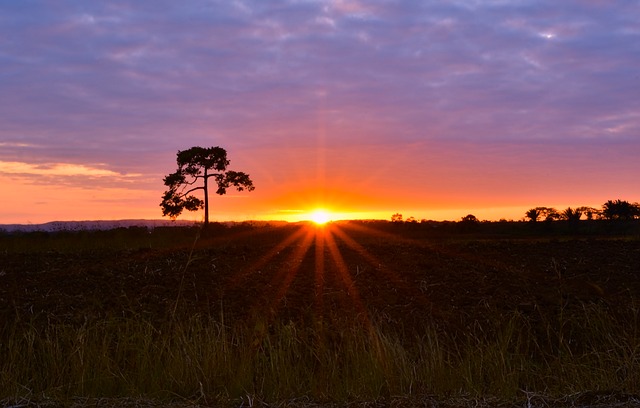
[392,199,640,224]
[381,199,640,237]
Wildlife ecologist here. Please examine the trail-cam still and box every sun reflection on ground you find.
[224,221,423,328]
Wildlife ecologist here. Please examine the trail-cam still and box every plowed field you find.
[2,222,639,335]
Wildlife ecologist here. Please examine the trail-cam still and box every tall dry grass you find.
[1,303,638,405]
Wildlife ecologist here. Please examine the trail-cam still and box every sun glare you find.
[309,209,331,225]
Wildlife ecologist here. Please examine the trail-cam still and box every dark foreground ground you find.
[1,220,639,407]
[3,221,639,333]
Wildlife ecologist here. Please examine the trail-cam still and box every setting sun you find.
[309,209,331,225]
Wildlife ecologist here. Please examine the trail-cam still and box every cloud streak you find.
[0,161,123,177]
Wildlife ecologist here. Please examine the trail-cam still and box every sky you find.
[1,0,639,224]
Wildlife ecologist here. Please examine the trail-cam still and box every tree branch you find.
[178,185,205,197]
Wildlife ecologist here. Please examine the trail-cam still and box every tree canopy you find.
[160,146,254,225]
[524,200,639,222]
[602,199,640,220]
[525,207,559,222]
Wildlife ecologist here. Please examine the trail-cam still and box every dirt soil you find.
[2,222,639,336]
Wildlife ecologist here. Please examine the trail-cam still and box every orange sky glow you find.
[2,139,635,225]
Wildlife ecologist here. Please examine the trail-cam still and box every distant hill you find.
[0,219,293,232]
[0,219,199,232]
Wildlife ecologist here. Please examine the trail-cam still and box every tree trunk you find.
[203,168,209,226]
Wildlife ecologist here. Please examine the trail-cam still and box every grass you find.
[1,305,639,406]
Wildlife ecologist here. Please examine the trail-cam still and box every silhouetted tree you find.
[561,207,583,222]
[544,208,560,221]
[525,207,558,222]
[391,213,403,223]
[525,208,543,222]
[602,199,639,221]
[578,206,600,220]
[160,146,255,226]
[461,214,479,223]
